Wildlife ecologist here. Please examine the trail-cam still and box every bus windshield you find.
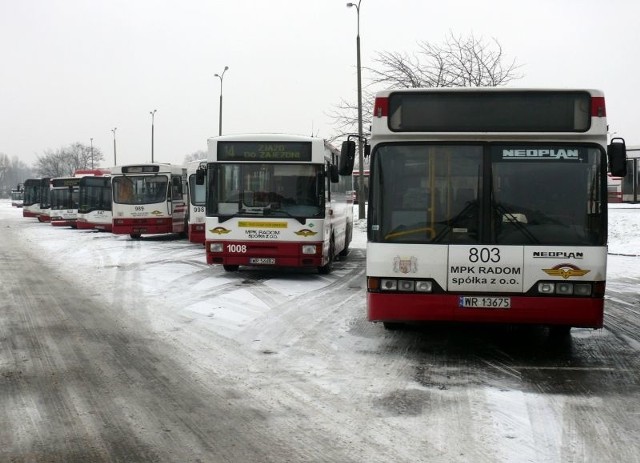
[51,188,78,210]
[112,175,168,204]
[211,163,324,218]
[370,143,605,246]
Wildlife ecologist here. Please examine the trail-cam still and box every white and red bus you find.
[186,159,207,244]
[201,134,353,273]
[11,184,24,207]
[77,175,112,231]
[22,178,42,218]
[341,88,627,333]
[37,177,52,223]
[111,163,188,239]
[50,170,110,227]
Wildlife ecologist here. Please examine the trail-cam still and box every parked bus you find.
[111,163,188,239]
[341,88,627,333]
[11,184,24,207]
[186,159,207,244]
[607,173,623,202]
[351,168,369,204]
[37,177,52,222]
[77,175,112,231]
[22,178,41,218]
[201,134,353,273]
[50,170,110,227]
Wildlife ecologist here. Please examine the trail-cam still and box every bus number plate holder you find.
[249,257,275,265]
[459,297,511,309]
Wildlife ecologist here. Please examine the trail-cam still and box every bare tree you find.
[33,142,105,177]
[330,32,523,140]
[183,150,208,164]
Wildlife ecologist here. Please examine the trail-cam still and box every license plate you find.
[249,257,275,265]
[459,296,511,309]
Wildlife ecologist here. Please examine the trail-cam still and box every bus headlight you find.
[538,282,555,294]
[302,245,317,255]
[555,282,574,295]
[210,242,223,253]
[380,279,398,291]
[574,284,592,296]
[398,280,415,292]
[415,281,433,292]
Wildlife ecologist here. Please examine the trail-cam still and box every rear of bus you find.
[362,88,627,331]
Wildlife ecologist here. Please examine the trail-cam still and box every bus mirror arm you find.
[608,137,627,178]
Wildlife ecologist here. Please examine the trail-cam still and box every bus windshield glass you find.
[79,177,111,213]
[51,187,78,210]
[112,175,168,204]
[370,143,605,246]
[211,163,324,218]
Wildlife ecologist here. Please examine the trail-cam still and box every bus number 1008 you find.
[227,244,247,253]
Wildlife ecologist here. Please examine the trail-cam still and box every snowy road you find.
[1,200,639,462]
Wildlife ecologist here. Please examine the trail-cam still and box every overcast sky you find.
[1,0,639,168]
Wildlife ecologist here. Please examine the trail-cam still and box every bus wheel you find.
[130,233,141,239]
[338,225,352,257]
[549,325,571,337]
[318,238,334,274]
[223,265,239,272]
[383,322,404,331]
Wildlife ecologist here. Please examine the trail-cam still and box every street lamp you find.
[90,137,94,169]
[214,66,229,136]
[347,1,365,220]
[111,128,117,166]
[150,109,157,162]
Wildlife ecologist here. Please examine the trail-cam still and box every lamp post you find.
[111,127,117,166]
[214,66,229,136]
[347,1,365,220]
[150,109,157,162]
[90,137,94,169]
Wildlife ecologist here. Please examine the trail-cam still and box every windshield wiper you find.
[494,202,540,244]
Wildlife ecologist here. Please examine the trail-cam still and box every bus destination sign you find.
[218,142,312,162]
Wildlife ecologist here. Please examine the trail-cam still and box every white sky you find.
[1,0,639,168]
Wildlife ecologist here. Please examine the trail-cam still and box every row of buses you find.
[17,88,630,334]
[21,134,355,274]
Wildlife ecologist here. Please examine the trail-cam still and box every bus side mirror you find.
[339,141,356,175]
[364,143,371,157]
[329,164,339,183]
[195,168,205,185]
[608,137,627,177]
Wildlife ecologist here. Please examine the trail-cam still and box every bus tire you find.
[223,265,239,272]
[130,233,141,239]
[549,325,571,337]
[318,238,335,274]
[339,224,352,257]
[383,322,404,331]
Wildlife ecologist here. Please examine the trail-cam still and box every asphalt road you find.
[1,203,639,462]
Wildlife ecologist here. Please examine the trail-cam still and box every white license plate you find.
[459,296,511,309]
[249,257,275,265]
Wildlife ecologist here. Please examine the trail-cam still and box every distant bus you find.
[186,160,207,244]
[11,185,24,207]
[201,133,353,273]
[607,173,623,202]
[22,178,41,218]
[351,168,369,204]
[111,163,188,239]
[342,88,627,333]
[77,176,112,231]
[50,170,110,227]
[37,178,52,223]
